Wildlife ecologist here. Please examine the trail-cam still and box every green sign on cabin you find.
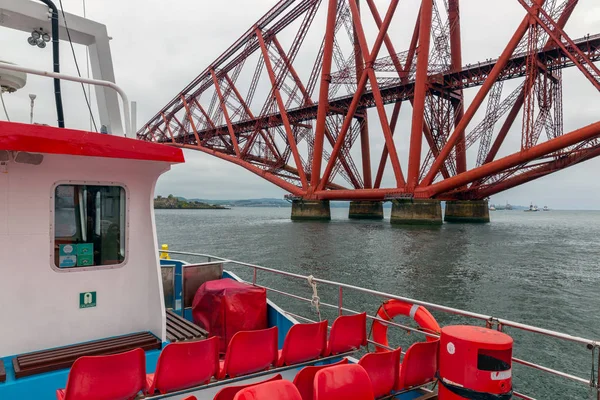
[79,292,97,308]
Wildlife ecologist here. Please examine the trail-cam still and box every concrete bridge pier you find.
[291,200,331,221]
[390,199,442,225]
[348,201,384,219]
[444,200,490,223]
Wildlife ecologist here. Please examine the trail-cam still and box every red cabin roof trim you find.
[0,121,184,163]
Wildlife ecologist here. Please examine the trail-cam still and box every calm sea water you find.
[156,208,600,399]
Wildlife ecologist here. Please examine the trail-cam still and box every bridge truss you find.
[137,0,600,201]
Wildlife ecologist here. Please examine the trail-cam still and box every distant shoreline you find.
[154,195,229,210]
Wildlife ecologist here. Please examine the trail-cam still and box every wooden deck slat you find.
[166,310,207,342]
[12,332,161,379]
[166,320,192,339]
[18,337,159,368]
[17,333,150,365]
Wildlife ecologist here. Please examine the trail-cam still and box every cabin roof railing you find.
[160,249,600,400]
[0,61,133,136]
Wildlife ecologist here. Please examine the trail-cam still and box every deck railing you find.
[161,249,600,400]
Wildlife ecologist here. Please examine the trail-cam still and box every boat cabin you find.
[0,121,185,397]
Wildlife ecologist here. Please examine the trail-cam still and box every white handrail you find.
[0,62,132,136]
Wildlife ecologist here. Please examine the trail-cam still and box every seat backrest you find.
[63,348,146,400]
[220,326,278,379]
[233,380,303,400]
[150,336,219,394]
[279,320,328,366]
[213,374,282,400]
[313,363,374,400]
[358,348,401,398]
[292,358,348,400]
[397,340,439,390]
[326,312,367,355]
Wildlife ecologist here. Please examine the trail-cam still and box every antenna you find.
[29,94,37,124]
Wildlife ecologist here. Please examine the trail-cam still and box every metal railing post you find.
[597,347,600,400]
[338,287,343,317]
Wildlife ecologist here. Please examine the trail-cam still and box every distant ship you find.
[525,203,539,212]
[489,204,496,211]
[543,205,549,211]
[505,202,513,210]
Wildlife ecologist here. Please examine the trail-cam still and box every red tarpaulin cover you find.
[192,278,267,353]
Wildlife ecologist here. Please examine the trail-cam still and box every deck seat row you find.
[224,364,385,400]
[56,313,368,399]
[214,338,439,400]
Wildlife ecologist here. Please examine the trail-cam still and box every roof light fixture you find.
[28,29,50,48]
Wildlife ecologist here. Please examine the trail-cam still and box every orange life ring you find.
[372,299,441,352]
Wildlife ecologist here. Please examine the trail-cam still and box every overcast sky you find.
[1,0,599,208]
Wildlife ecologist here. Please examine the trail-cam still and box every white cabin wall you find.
[0,154,170,357]
[0,172,6,235]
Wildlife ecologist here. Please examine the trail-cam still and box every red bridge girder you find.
[138,0,600,201]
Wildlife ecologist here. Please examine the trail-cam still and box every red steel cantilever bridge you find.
[137,0,600,201]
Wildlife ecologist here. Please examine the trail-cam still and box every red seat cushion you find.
[55,389,66,400]
[358,348,401,398]
[397,340,439,390]
[278,321,328,367]
[233,380,302,400]
[313,363,374,400]
[292,358,348,400]
[147,337,219,394]
[213,374,282,400]
[56,348,146,400]
[219,327,278,379]
[326,313,367,355]
[145,373,154,391]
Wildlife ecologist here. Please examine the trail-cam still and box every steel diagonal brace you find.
[318,0,404,191]
[270,36,360,188]
[419,119,600,197]
[210,69,242,156]
[517,0,600,90]
[482,0,578,166]
[420,2,544,187]
[222,74,282,162]
[256,28,308,191]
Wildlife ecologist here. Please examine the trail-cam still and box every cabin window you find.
[54,184,126,269]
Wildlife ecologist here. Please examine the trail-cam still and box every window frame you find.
[49,180,130,273]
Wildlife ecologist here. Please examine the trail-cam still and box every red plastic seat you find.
[213,374,282,400]
[358,348,401,398]
[326,313,367,355]
[233,380,303,400]
[397,340,440,390]
[146,336,219,394]
[55,348,146,400]
[219,326,278,379]
[292,358,348,400]
[313,363,375,400]
[278,320,328,367]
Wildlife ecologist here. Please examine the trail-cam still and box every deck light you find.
[37,40,46,49]
[31,30,41,40]
[27,36,37,46]
[42,33,51,42]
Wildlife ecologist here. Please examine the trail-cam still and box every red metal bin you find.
[438,325,513,399]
